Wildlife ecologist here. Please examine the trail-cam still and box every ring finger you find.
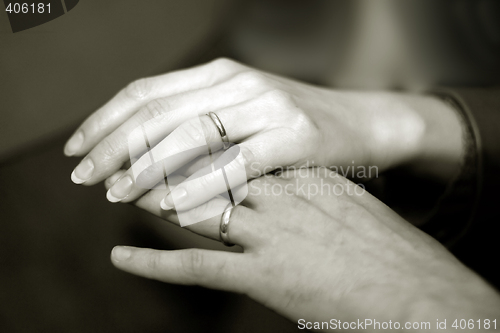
[104,96,273,203]
[122,176,262,248]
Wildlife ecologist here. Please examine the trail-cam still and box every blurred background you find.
[1,0,499,332]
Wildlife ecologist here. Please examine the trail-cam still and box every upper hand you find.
[65,58,463,211]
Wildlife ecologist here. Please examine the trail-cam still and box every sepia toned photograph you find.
[1,1,499,332]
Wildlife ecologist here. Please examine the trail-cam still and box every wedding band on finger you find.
[207,112,231,150]
[220,202,235,246]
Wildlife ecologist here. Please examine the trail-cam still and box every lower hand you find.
[109,168,500,331]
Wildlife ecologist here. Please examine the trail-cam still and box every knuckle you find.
[291,112,319,140]
[210,57,239,71]
[294,112,317,131]
[178,119,205,145]
[206,58,244,85]
[239,145,256,170]
[146,253,161,271]
[84,111,106,136]
[262,89,295,107]
[125,78,152,100]
[211,57,233,67]
[260,90,316,135]
[100,136,121,159]
[231,204,250,224]
[142,99,167,120]
[180,249,205,280]
[234,71,268,88]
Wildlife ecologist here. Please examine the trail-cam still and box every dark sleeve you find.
[444,87,500,288]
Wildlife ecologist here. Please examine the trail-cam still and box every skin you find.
[108,168,500,333]
[65,58,465,211]
[65,58,488,331]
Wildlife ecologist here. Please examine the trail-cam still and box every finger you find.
[240,176,288,210]
[132,182,261,247]
[111,247,253,293]
[70,70,261,186]
[178,150,225,178]
[160,129,302,212]
[64,58,245,157]
[103,97,269,202]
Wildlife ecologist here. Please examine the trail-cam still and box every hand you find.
[109,168,500,331]
[66,58,465,211]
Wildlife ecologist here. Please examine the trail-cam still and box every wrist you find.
[391,93,466,183]
[316,90,466,182]
[362,92,429,171]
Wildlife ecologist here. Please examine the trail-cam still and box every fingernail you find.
[107,175,133,202]
[64,131,84,156]
[161,188,187,210]
[112,246,131,261]
[71,158,94,184]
